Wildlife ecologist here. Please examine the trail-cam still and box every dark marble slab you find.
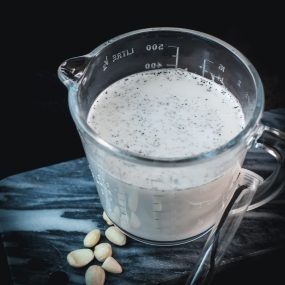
[0,110,285,285]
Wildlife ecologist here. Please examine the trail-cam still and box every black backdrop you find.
[1,3,285,284]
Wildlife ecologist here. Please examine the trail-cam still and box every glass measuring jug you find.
[58,28,285,245]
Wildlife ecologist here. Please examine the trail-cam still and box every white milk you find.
[86,69,246,242]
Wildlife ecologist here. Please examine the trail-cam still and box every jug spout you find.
[58,56,90,88]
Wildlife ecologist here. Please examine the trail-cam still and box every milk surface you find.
[86,69,246,242]
[87,69,244,159]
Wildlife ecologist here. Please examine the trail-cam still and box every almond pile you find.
[67,211,126,285]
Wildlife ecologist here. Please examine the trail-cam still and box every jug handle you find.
[248,124,285,210]
[58,56,91,88]
[186,169,263,285]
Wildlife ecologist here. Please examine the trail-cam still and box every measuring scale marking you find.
[103,56,109,71]
[200,59,225,85]
[101,46,243,89]
[152,193,164,228]
[166,45,180,68]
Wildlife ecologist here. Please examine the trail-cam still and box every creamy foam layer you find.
[87,68,245,159]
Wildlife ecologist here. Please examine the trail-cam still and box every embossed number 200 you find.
[146,44,164,51]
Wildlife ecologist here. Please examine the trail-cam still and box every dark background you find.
[1,3,285,285]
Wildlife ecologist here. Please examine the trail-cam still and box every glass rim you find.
[67,27,264,166]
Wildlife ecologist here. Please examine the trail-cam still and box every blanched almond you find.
[103,211,113,226]
[102,256,122,274]
[94,243,112,262]
[105,226,126,246]
[84,229,101,247]
[85,265,105,285]
[67,249,94,268]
